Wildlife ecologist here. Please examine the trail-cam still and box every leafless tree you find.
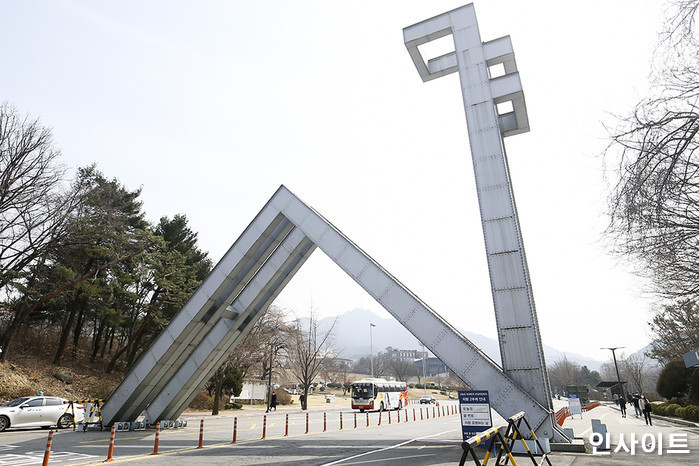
[0,103,73,296]
[548,356,585,395]
[620,353,652,394]
[606,1,699,299]
[646,298,699,363]
[286,311,337,410]
[384,357,418,382]
[227,305,289,379]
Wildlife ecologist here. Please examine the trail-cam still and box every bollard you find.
[366,411,369,427]
[354,412,357,429]
[262,414,267,439]
[405,409,408,423]
[340,412,343,430]
[378,411,382,426]
[388,410,392,424]
[152,422,160,455]
[433,406,436,418]
[421,408,424,420]
[397,408,400,423]
[105,424,116,462]
[42,430,54,466]
[232,417,238,444]
[306,412,309,434]
[413,409,416,422]
[197,419,204,449]
[323,412,327,432]
[285,413,289,437]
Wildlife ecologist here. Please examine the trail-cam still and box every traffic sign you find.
[458,390,493,441]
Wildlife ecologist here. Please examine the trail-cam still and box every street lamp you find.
[370,323,376,378]
[266,340,284,413]
[601,346,626,400]
[421,343,427,396]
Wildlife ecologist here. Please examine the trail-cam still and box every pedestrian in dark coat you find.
[619,395,627,418]
[631,395,641,417]
[642,395,653,426]
[271,392,277,411]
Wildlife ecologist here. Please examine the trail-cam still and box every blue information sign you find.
[458,390,493,441]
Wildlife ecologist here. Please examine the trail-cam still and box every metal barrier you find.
[459,425,513,466]
[64,399,103,431]
[459,411,553,466]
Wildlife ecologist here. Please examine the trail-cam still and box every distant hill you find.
[315,307,606,371]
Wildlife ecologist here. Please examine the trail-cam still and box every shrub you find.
[665,403,682,416]
[653,403,667,416]
[188,391,213,411]
[275,390,292,405]
[224,402,243,410]
[681,405,699,421]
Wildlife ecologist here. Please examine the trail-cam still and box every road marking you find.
[320,428,459,465]
[0,451,98,465]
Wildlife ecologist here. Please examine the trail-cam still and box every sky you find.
[1,0,668,363]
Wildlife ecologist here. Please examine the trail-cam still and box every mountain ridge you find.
[315,307,607,371]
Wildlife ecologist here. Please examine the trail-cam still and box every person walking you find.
[618,395,627,418]
[641,395,653,426]
[631,394,641,417]
[270,391,277,411]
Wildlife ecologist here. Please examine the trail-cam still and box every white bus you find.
[350,378,408,412]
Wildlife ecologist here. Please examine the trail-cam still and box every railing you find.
[555,400,600,425]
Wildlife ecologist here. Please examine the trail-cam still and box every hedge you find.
[651,403,699,422]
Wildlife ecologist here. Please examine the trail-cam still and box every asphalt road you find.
[0,400,697,465]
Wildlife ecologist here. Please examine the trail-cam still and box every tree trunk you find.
[70,302,87,360]
[91,317,106,362]
[212,369,223,415]
[54,293,83,365]
[0,243,152,362]
[105,292,168,373]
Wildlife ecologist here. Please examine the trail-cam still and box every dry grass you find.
[0,331,124,403]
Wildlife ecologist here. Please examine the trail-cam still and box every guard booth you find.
[565,386,589,403]
[596,381,627,401]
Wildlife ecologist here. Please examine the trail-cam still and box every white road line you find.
[320,428,459,465]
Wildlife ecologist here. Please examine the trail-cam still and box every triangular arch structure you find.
[102,185,557,439]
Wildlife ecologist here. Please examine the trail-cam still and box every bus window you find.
[352,383,373,399]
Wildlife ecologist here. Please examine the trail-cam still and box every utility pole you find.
[601,347,626,400]
[421,343,427,396]
[370,323,376,378]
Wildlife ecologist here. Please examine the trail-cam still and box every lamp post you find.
[370,323,376,378]
[421,343,427,396]
[601,346,626,400]
[266,340,284,413]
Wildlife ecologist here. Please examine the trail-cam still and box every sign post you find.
[459,390,493,441]
[567,395,582,419]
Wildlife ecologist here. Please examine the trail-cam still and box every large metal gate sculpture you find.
[103,186,557,439]
[103,3,566,442]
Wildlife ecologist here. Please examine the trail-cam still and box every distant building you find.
[414,357,448,377]
[379,346,428,362]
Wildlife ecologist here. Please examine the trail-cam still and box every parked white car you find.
[0,396,85,431]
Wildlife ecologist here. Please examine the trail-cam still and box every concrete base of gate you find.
[550,439,586,453]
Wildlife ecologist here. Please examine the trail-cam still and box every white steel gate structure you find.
[102,3,567,442]
[102,186,557,439]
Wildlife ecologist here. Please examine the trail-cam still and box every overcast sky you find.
[1,0,666,362]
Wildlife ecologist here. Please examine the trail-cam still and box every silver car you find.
[0,396,85,431]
